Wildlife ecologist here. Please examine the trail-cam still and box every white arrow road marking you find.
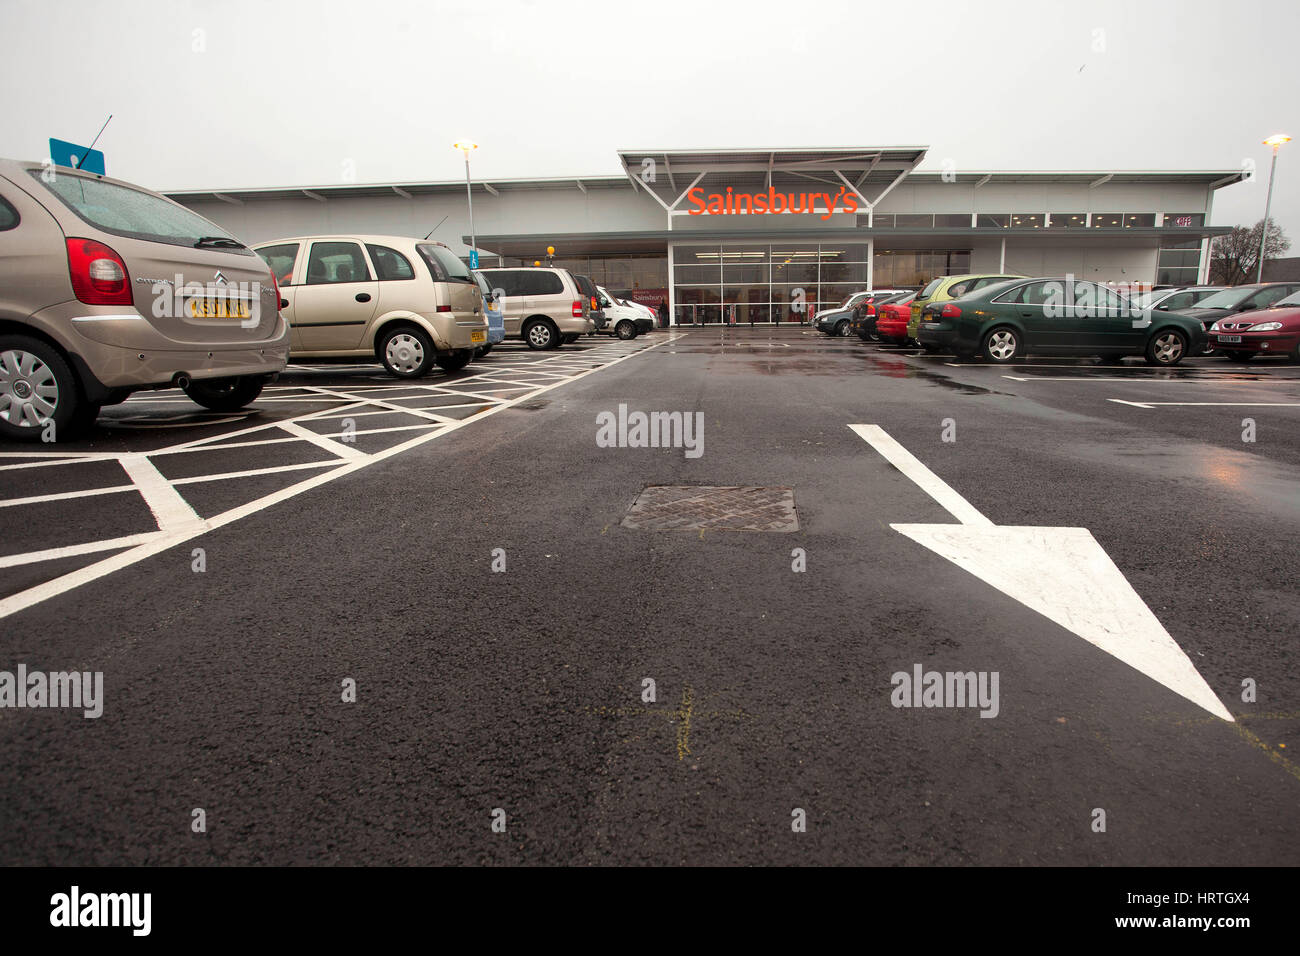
[849,423,1233,721]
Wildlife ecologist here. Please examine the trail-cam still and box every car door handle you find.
[355,293,371,303]
[1020,310,1034,317]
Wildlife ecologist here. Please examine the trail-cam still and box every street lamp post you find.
[1256,134,1291,282]
[453,141,478,266]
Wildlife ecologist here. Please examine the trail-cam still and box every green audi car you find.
[915,277,1208,365]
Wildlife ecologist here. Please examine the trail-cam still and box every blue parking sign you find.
[469,249,479,269]
[49,138,106,175]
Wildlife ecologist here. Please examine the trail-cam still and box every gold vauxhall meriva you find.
[0,157,289,441]
[253,235,488,377]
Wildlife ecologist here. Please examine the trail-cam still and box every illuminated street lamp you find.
[453,141,478,267]
[547,245,555,266]
[1256,134,1291,282]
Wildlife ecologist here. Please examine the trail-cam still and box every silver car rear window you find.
[31,170,241,249]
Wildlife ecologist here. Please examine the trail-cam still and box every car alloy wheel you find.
[835,320,850,337]
[616,321,636,340]
[525,322,556,350]
[1148,330,1186,366]
[0,347,60,429]
[983,328,1019,362]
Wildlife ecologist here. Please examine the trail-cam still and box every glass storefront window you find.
[722,262,770,284]
[1047,213,1087,228]
[933,214,971,227]
[671,242,974,324]
[977,214,1010,228]
[1010,214,1044,228]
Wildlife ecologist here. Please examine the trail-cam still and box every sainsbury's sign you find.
[687,186,861,221]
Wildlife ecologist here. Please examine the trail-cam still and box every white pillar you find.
[999,236,1006,272]
[667,243,676,327]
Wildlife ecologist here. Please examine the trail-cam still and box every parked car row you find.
[0,156,659,440]
[823,274,1300,366]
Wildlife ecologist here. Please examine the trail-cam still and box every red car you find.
[1210,292,1300,361]
[875,294,916,344]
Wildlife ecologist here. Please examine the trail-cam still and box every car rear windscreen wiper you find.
[194,236,247,249]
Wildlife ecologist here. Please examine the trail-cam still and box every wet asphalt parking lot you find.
[1,327,1297,864]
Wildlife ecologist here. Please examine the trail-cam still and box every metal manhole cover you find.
[621,486,798,532]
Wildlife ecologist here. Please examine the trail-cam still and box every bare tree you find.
[1210,219,1292,285]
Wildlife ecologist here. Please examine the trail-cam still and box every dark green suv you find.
[916,277,1207,365]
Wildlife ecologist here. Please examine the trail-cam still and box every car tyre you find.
[523,321,558,350]
[435,350,473,373]
[834,320,850,337]
[615,320,637,340]
[1145,328,1188,366]
[182,376,265,411]
[1223,351,1252,363]
[982,327,1021,363]
[474,344,494,358]
[380,326,435,378]
[0,335,84,442]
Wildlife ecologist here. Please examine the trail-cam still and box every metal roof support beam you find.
[483,183,499,197]
[302,190,326,202]
[974,174,992,188]
[854,153,881,189]
[834,169,873,212]
[868,167,910,210]
[1090,174,1113,189]
[391,186,412,198]
[212,193,243,205]
[576,180,587,194]
[668,171,707,212]
[620,156,672,212]
[663,154,677,192]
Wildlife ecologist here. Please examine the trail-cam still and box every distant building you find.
[1262,256,1300,281]
[168,147,1245,325]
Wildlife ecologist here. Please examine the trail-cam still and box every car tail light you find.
[572,300,584,317]
[867,303,877,315]
[269,271,281,314]
[941,303,962,318]
[436,305,452,312]
[66,237,132,305]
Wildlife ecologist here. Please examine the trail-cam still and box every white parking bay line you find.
[0,334,675,621]
[0,532,166,570]
[118,455,202,532]
[279,421,369,460]
[1108,399,1300,409]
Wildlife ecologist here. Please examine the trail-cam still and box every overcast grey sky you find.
[2,0,1297,239]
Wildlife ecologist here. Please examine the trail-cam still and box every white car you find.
[596,286,654,339]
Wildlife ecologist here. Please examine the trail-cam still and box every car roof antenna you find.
[76,114,113,170]
[423,216,448,240]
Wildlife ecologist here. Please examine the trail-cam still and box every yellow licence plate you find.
[188,298,250,320]
[471,330,486,343]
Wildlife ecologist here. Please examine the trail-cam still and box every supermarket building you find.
[167,147,1245,326]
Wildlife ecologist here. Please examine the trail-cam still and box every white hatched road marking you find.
[0,336,680,620]
[117,455,203,532]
